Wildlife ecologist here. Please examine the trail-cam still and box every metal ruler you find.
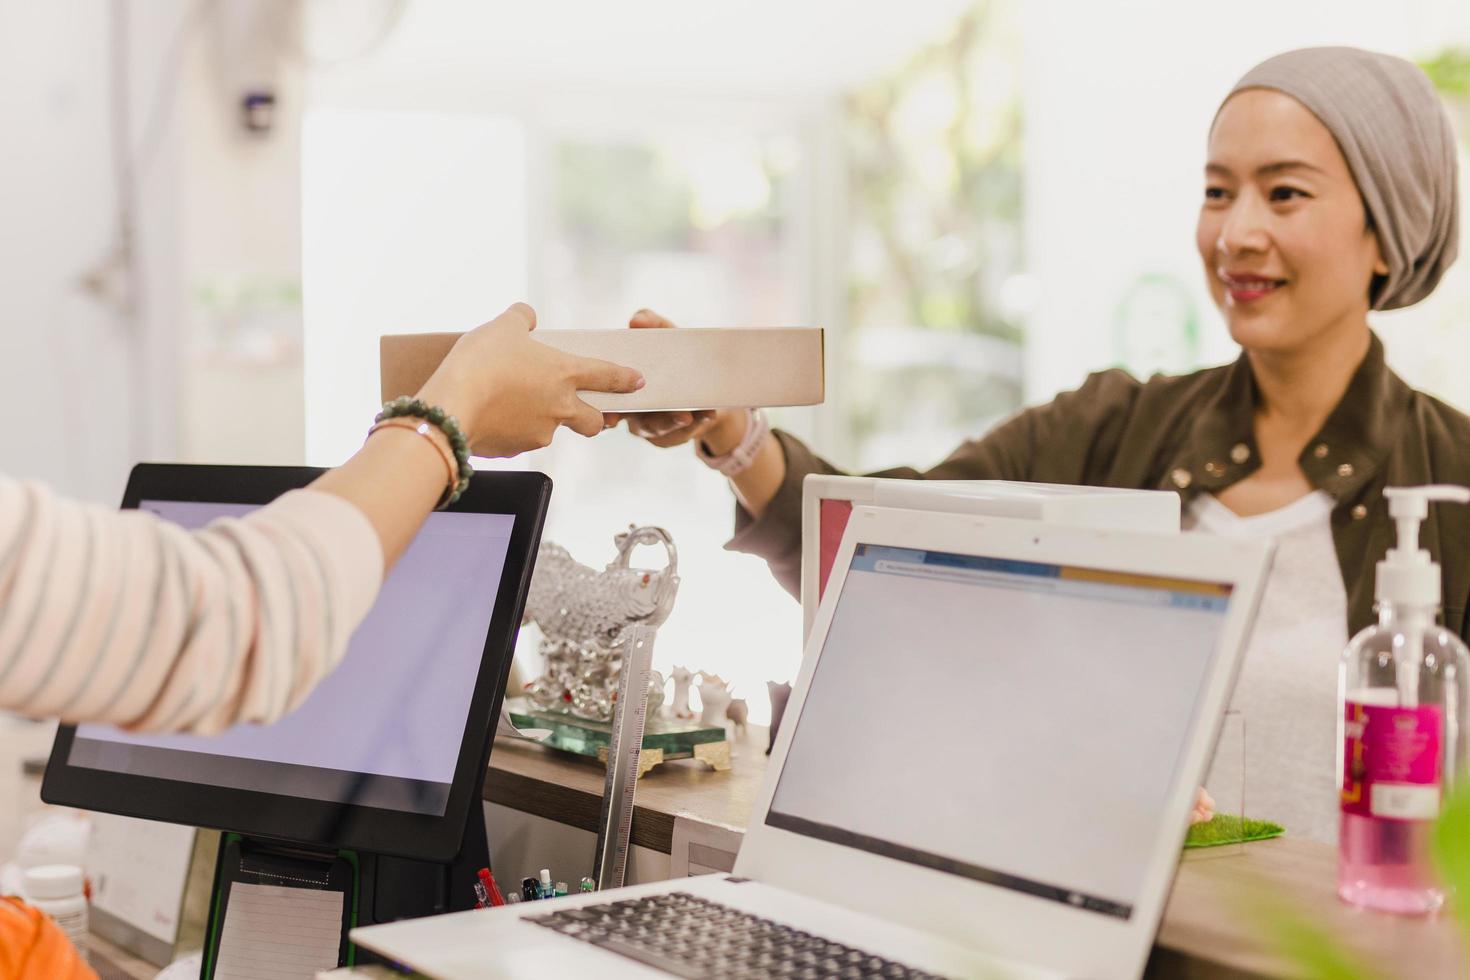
[592,625,656,891]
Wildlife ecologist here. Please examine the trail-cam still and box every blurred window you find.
[302,5,1028,721]
[304,111,808,721]
[839,2,1026,470]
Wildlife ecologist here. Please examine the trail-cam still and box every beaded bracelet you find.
[373,396,472,507]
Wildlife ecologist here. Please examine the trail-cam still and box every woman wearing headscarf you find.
[623,46,1469,843]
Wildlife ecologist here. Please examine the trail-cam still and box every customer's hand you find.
[415,303,644,457]
[609,309,750,454]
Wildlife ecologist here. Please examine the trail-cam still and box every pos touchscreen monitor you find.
[41,464,550,863]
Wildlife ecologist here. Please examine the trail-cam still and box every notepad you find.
[214,882,344,980]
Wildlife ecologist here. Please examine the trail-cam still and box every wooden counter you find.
[485,725,770,851]
[1155,839,1465,978]
[33,723,1470,979]
[484,729,1467,979]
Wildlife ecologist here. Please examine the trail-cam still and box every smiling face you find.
[1197,89,1389,357]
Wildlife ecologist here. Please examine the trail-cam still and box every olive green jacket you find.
[729,334,1470,641]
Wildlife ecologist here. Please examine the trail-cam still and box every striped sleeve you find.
[0,478,383,734]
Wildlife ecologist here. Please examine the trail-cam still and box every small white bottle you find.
[22,864,89,959]
[1338,485,1470,914]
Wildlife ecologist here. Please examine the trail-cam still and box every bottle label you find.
[1341,701,1442,821]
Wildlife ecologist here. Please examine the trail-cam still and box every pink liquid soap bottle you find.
[1338,485,1470,914]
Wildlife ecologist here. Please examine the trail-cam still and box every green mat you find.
[1185,813,1286,849]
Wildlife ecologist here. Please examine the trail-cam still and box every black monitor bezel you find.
[42,463,550,864]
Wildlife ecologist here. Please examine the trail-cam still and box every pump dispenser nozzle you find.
[1376,486,1470,607]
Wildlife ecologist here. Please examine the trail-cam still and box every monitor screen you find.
[767,543,1232,920]
[67,500,514,817]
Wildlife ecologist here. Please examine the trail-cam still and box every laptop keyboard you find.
[527,890,949,979]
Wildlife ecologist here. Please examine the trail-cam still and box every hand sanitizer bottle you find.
[1338,485,1470,914]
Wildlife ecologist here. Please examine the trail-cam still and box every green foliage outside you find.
[840,1,1025,463]
[1424,47,1470,154]
[844,0,1022,341]
[555,144,697,252]
[1422,48,1470,98]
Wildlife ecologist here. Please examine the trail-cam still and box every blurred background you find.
[3,0,1469,722]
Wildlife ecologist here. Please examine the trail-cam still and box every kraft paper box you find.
[380,327,825,413]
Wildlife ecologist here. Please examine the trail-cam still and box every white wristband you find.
[696,409,770,477]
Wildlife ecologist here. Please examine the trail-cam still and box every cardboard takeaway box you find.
[380,327,825,413]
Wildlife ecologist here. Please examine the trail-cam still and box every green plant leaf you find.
[1256,898,1381,980]
[1432,779,1470,946]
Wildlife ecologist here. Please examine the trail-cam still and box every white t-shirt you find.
[1186,491,1347,843]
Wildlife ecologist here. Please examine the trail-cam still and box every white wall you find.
[175,5,308,468]
[0,0,311,501]
[1021,0,1470,406]
[0,0,190,502]
[301,109,529,466]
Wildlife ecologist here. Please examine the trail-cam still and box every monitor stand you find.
[361,799,491,925]
[201,781,491,977]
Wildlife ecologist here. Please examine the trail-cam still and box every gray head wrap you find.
[1224,46,1460,310]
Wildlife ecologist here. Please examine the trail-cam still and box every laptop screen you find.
[766,543,1232,920]
[66,500,514,817]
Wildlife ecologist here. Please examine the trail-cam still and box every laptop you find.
[352,504,1271,979]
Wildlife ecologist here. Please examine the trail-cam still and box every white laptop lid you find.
[799,475,1180,641]
[745,505,1271,980]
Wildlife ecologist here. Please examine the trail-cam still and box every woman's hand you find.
[610,307,787,518]
[1190,787,1216,825]
[609,309,750,454]
[415,303,644,457]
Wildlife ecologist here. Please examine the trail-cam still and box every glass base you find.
[507,698,729,776]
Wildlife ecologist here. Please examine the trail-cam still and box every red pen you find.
[478,867,507,907]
